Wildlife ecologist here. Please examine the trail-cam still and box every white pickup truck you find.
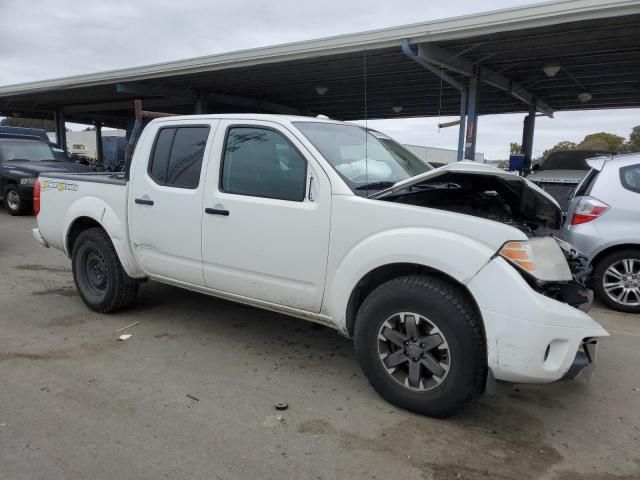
[33,114,607,417]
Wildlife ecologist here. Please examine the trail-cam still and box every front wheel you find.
[354,275,486,418]
[593,249,640,313]
[72,227,139,313]
[3,185,29,216]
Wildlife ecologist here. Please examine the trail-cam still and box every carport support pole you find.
[194,89,208,114]
[464,72,480,160]
[521,100,536,172]
[54,108,67,152]
[95,122,103,163]
[457,88,467,161]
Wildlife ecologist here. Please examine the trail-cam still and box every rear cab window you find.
[148,126,210,188]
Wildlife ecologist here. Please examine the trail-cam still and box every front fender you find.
[323,227,495,334]
[63,196,145,278]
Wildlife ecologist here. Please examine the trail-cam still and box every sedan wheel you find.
[594,250,640,313]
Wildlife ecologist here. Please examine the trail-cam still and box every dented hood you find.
[370,161,563,228]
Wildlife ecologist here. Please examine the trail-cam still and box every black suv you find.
[0,133,92,215]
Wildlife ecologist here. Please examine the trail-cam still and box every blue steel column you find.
[521,100,537,172]
[95,122,104,163]
[457,87,467,161]
[54,108,67,152]
[464,72,480,160]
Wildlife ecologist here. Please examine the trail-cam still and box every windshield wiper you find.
[355,181,396,190]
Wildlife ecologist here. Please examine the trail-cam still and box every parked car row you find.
[0,129,93,215]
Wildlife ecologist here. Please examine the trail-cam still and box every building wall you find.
[47,129,126,158]
[404,144,484,164]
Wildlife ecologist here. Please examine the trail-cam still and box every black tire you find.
[3,185,30,216]
[72,227,139,313]
[593,249,640,313]
[354,275,486,418]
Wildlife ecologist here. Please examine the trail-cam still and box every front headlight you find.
[499,237,573,282]
[19,177,36,185]
[499,241,535,273]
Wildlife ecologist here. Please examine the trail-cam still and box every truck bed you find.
[40,171,128,186]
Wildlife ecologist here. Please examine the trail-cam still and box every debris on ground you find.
[275,402,288,411]
[632,387,639,392]
[115,322,139,333]
[118,334,132,341]
[186,394,200,402]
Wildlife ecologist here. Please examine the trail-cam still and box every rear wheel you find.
[3,185,29,216]
[593,249,640,313]
[354,275,486,418]
[72,227,139,313]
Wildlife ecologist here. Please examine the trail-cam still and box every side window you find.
[221,127,307,201]
[620,164,640,194]
[148,126,209,188]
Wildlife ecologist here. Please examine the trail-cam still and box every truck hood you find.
[370,161,563,230]
[2,160,93,176]
[526,169,588,185]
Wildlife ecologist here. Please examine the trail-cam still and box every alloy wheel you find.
[377,312,451,391]
[603,259,640,307]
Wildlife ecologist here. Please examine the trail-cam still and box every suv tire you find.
[72,227,139,313]
[354,274,486,418]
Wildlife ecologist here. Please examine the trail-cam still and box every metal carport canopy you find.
[1,0,639,128]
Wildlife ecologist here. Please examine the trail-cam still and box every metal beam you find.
[416,42,554,117]
[464,72,480,160]
[95,122,103,163]
[116,81,311,116]
[53,108,67,152]
[521,101,537,172]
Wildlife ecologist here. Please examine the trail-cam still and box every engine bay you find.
[379,171,563,234]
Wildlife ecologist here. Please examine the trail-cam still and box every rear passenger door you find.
[201,120,331,312]
[129,120,218,286]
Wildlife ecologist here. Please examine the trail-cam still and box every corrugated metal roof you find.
[1,0,637,95]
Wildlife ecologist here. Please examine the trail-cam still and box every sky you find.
[0,0,638,160]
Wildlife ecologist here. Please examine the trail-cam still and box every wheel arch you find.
[591,243,640,271]
[63,205,145,279]
[345,262,486,344]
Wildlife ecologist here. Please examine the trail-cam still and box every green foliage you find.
[509,142,522,154]
[1,116,59,131]
[540,141,577,160]
[578,132,625,152]
[623,125,640,153]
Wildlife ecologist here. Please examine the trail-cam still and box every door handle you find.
[205,208,229,216]
[135,198,154,205]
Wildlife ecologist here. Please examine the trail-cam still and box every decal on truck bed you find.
[41,180,78,192]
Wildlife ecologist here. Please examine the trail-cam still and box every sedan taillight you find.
[570,196,608,225]
[33,179,41,215]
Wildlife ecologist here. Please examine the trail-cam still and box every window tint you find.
[149,128,174,183]
[221,127,306,201]
[620,164,640,194]
[148,126,209,188]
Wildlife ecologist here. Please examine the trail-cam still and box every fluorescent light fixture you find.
[542,64,561,77]
[577,92,592,103]
[315,85,328,95]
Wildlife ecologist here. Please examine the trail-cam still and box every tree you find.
[623,125,640,153]
[540,141,577,160]
[578,132,625,152]
[0,116,63,132]
[509,142,522,154]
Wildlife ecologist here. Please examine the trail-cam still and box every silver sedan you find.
[563,154,640,313]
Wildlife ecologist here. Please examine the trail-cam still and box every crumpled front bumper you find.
[468,256,608,384]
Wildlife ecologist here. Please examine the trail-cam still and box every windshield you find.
[0,140,55,161]
[539,150,608,171]
[294,122,432,192]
